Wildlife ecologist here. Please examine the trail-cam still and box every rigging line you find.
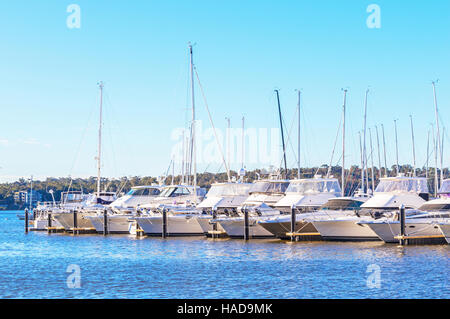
[327,116,343,177]
[277,108,299,173]
[193,66,231,182]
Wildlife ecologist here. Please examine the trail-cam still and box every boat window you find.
[418,203,450,211]
[321,199,363,210]
[438,180,450,194]
[207,183,252,197]
[375,178,428,194]
[171,187,191,197]
[286,180,341,194]
[249,181,289,194]
[127,188,160,196]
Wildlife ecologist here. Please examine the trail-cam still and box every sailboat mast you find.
[381,124,388,177]
[362,89,369,193]
[189,44,197,203]
[341,89,347,196]
[359,132,364,192]
[241,116,245,171]
[97,81,104,196]
[409,115,416,177]
[375,126,382,179]
[275,90,288,178]
[297,90,301,180]
[369,128,375,193]
[426,129,430,181]
[432,81,442,187]
[433,124,438,197]
[394,119,399,176]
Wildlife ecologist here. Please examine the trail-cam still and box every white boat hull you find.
[32,217,64,230]
[53,212,97,230]
[87,215,135,234]
[135,215,204,236]
[195,216,226,235]
[364,221,443,243]
[437,224,450,244]
[312,219,379,241]
[217,218,275,239]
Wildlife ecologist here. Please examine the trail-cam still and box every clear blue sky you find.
[0,0,449,182]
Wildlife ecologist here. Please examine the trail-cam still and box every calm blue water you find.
[0,211,448,299]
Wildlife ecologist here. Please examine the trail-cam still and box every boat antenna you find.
[96,81,104,197]
[275,89,288,178]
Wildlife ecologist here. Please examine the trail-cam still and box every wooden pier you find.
[394,234,446,245]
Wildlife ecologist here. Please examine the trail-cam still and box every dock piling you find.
[290,207,296,242]
[47,212,52,230]
[162,209,167,238]
[103,210,108,235]
[399,205,406,245]
[244,208,249,241]
[73,211,78,235]
[24,208,29,233]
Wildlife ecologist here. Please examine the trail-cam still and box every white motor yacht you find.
[134,185,207,236]
[215,179,289,238]
[195,182,253,235]
[362,180,450,243]
[312,176,429,241]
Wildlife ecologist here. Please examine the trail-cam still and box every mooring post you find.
[47,212,52,231]
[244,208,249,241]
[73,211,78,235]
[32,208,36,221]
[162,209,167,238]
[103,209,108,235]
[290,206,296,241]
[399,204,406,245]
[24,208,29,233]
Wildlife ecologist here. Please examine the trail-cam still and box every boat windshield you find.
[418,203,450,211]
[249,181,289,194]
[286,179,341,194]
[375,178,428,194]
[321,199,364,210]
[159,186,194,197]
[127,187,160,196]
[206,183,252,197]
[61,192,84,203]
[438,179,450,194]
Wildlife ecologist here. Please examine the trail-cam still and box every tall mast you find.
[29,175,33,211]
[394,119,399,176]
[181,129,185,184]
[359,131,364,193]
[241,116,245,171]
[426,129,430,181]
[409,115,416,177]
[375,126,382,179]
[432,81,442,187]
[189,43,197,203]
[297,90,301,180]
[433,124,438,197]
[369,128,375,193]
[341,89,347,196]
[381,124,388,177]
[226,117,231,176]
[97,81,104,196]
[275,90,288,178]
[362,89,369,193]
